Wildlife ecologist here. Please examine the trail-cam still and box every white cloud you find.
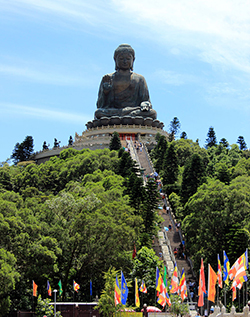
[153,69,196,86]
[0,103,92,123]
[113,0,250,72]
[2,0,250,74]
[0,63,92,86]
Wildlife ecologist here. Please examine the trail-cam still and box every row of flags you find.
[198,249,249,305]
[32,279,79,297]
[156,265,187,308]
[115,265,187,309]
[114,271,129,306]
[114,271,148,307]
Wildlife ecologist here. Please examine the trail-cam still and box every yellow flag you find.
[135,278,140,307]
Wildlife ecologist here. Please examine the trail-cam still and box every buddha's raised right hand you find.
[102,75,112,94]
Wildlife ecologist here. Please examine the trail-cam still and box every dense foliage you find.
[0,147,161,313]
[150,133,250,275]
[2,127,250,313]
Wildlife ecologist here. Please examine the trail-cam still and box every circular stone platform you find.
[86,116,164,129]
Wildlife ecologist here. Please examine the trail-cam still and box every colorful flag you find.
[229,250,249,280]
[229,255,244,280]
[121,271,128,305]
[164,266,167,287]
[231,262,248,289]
[33,280,38,297]
[132,243,137,259]
[156,267,165,294]
[90,280,92,296]
[244,249,248,270]
[114,275,121,306]
[58,280,63,296]
[170,263,179,294]
[157,290,166,307]
[47,280,52,296]
[139,280,147,293]
[197,269,204,307]
[200,259,206,294]
[165,290,171,307]
[179,268,187,301]
[217,254,223,288]
[135,278,140,307]
[73,280,80,292]
[223,251,230,285]
[208,264,217,303]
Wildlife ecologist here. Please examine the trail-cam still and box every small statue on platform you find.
[95,44,157,120]
[42,141,49,151]
[53,138,60,148]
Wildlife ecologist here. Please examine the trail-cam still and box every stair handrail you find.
[164,197,197,281]
[141,141,155,175]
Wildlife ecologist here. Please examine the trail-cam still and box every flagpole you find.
[246,248,249,306]
[207,264,209,316]
[243,282,245,308]
[155,267,157,307]
[32,281,34,315]
[217,283,219,307]
[224,284,226,309]
[238,288,240,312]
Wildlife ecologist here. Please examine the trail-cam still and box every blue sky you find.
[1,0,250,162]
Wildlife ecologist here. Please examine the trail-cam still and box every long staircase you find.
[127,138,197,309]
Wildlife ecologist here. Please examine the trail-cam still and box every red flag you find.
[132,243,136,259]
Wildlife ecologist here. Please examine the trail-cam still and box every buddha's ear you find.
[130,60,134,71]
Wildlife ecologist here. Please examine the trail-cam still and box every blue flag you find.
[121,271,128,305]
[90,280,92,296]
[223,250,230,285]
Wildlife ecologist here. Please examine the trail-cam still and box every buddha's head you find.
[114,44,135,71]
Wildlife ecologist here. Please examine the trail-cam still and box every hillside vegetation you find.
[0,136,250,314]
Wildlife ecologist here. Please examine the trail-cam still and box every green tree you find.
[168,192,184,220]
[141,179,160,246]
[130,247,164,307]
[205,127,217,149]
[182,177,250,272]
[214,162,231,184]
[126,172,145,213]
[219,138,230,149]
[174,139,209,167]
[97,267,120,317]
[181,153,206,204]
[117,151,138,178]
[169,117,181,138]
[151,135,168,173]
[109,132,122,151]
[11,136,34,165]
[35,295,62,317]
[161,142,179,195]
[0,249,20,316]
[237,136,247,150]
[170,295,189,317]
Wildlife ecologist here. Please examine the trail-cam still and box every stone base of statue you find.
[34,120,168,164]
[86,116,164,129]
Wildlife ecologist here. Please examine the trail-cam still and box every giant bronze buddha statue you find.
[94,44,157,121]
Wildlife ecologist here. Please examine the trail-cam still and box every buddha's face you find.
[115,52,134,70]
